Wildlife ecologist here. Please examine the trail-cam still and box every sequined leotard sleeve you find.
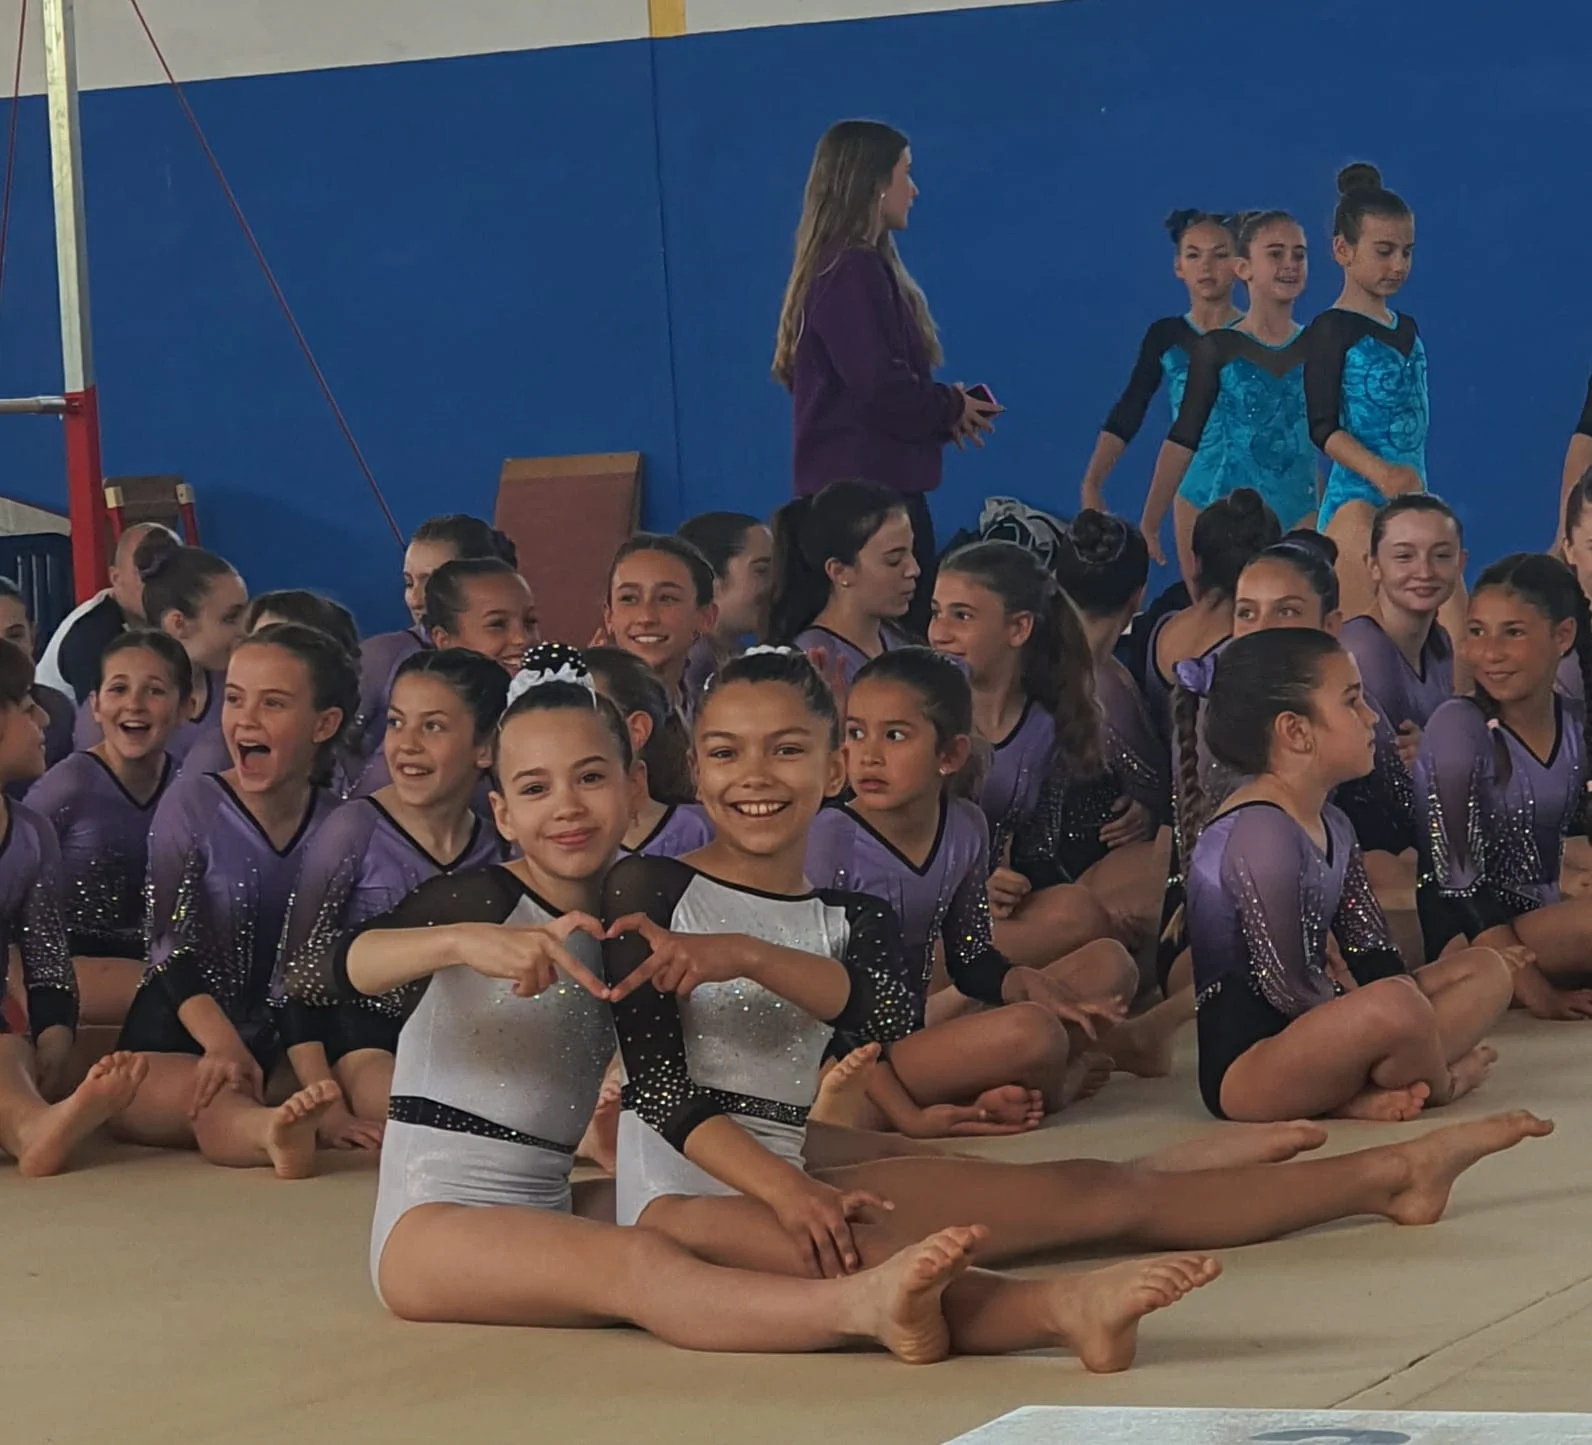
[938,810,1011,1006]
[603,853,900,1153]
[1411,698,1513,942]
[9,804,77,1037]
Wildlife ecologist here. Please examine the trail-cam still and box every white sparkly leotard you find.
[335,867,615,1300]
[602,854,915,1227]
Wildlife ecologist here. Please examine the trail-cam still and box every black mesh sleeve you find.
[1167,333,1224,452]
[602,854,730,1152]
[1101,318,1187,443]
[330,866,526,999]
[1305,310,1354,450]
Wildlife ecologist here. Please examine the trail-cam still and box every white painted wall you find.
[0,0,1057,92]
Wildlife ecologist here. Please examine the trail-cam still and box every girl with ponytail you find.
[1186,629,1515,1121]
[1414,554,1592,1020]
[772,481,920,690]
[931,540,1162,982]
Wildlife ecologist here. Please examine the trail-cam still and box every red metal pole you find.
[63,384,107,599]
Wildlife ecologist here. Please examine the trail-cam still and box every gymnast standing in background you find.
[1140,210,1316,583]
[1080,210,1241,531]
[774,119,1000,632]
[1304,164,1431,621]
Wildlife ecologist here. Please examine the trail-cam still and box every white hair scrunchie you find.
[741,644,801,658]
[506,659,597,706]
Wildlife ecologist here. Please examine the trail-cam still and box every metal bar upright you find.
[40,0,108,599]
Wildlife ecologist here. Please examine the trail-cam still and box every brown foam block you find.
[495,453,641,647]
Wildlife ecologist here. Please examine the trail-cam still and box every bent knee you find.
[999,1001,1070,1068]
[1355,975,1438,1039]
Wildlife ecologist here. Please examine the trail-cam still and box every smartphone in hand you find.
[965,383,1003,411]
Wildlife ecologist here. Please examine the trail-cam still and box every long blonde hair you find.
[772,120,943,388]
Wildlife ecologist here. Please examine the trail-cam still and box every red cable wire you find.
[126,0,403,546]
[0,0,28,330]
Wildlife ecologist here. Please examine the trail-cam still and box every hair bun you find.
[1163,208,1199,242]
[133,529,182,582]
[507,642,595,705]
[1068,509,1127,566]
[489,528,519,568]
[1337,162,1382,196]
[1227,487,1265,520]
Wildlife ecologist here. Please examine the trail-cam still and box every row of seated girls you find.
[0,482,1569,1366]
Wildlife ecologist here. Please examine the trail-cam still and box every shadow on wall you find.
[3,0,1590,627]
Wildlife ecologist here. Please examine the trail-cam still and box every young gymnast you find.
[341,641,991,1360]
[277,649,509,1151]
[1053,511,1171,824]
[584,646,711,858]
[1141,211,1317,582]
[1414,554,1592,1019]
[112,624,356,1175]
[29,631,187,1025]
[604,644,1549,1336]
[1304,164,1431,621]
[772,481,918,690]
[1558,472,1592,704]
[675,512,775,697]
[809,647,1179,1108]
[0,579,74,782]
[1142,489,1281,733]
[0,636,150,1176]
[929,541,1133,965]
[423,558,541,674]
[602,534,719,721]
[1079,210,1241,519]
[180,589,363,791]
[75,533,246,766]
[1185,628,1514,1121]
[350,514,517,766]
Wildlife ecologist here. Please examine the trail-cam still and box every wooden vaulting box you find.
[494,453,641,648]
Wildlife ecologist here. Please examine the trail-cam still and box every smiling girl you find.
[112,624,357,1175]
[278,649,510,1151]
[1415,554,1592,1019]
[76,534,247,766]
[30,632,189,1024]
[602,534,719,721]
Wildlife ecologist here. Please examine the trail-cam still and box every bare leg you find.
[1135,1121,1327,1172]
[333,1048,393,1121]
[377,1201,983,1363]
[995,884,1115,967]
[1101,988,1194,1079]
[72,957,144,1028]
[887,1003,1073,1113]
[1498,902,1592,987]
[1078,840,1167,949]
[114,1052,338,1177]
[1173,497,1199,593]
[640,1193,1220,1369]
[803,1111,1551,1261]
[1325,500,1378,621]
[803,1119,952,1168]
[0,1038,146,1176]
[809,1043,882,1129]
[1037,937,1139,1011]
[1412,947,1514,1058]
[1217,976,1463,1122]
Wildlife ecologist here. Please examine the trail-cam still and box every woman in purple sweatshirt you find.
[773,120,1001,630]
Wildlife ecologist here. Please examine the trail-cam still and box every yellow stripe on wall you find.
[648,0,687,36]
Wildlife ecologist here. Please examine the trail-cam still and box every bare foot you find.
[17,1051,148,1178]
[1443,1044,1498,1105]
[974,1085,1044,1128]
[1141,1120,1328,1173]
[1332,1081,1431,1122]
[1046,1253,1222,1373]
[577,1073,621,1173]
[265,1080,339,1179]
[1105,992,1193,1079]
[1060,1053,1113,1108]
[851,1224,986,1364]
[809,1044,881,1129]
[1383,1110,1553,1226]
